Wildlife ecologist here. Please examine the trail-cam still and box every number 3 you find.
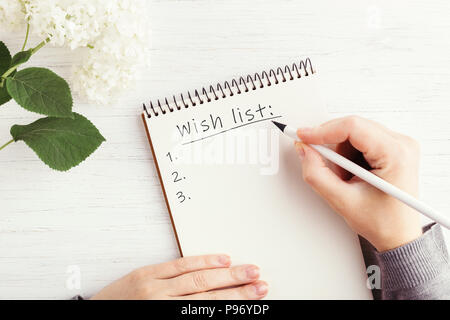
[176,191,186,203]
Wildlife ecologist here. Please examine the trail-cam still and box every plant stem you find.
[21,23,30,51]
[0,139,14,151]
[0,37,50,81]
[1,65,17,80]
[30,37,50,55]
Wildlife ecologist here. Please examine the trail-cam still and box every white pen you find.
[272,120,450,230]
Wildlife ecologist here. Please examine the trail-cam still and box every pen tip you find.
[271,120,286,132]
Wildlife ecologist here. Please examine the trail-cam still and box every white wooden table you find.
[1,0,449,299]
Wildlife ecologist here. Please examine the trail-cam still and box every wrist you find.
[372,227,423,252]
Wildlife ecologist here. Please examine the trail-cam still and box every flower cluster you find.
[1,0,150,104]
[0,0,26,32]
[71,1,150,104]
[24,0,104,50]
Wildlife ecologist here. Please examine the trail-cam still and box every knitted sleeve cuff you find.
[376,223,449,291]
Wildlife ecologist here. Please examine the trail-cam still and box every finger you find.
[148,255,231,279]
[318,116,391,135]
[168,264,260,296]
[182,281,269,300]
[335,140,372,180]
[297,116,396,167]
[295,142,357,217]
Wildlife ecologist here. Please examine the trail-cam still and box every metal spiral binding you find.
[143,58,314,118]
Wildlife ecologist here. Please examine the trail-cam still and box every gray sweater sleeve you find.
[360,223,450,300]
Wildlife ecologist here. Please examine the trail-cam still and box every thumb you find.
[295,142,355,214]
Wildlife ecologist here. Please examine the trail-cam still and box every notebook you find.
[141,58,372,299]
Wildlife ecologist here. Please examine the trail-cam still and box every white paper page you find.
[144,76,372,299]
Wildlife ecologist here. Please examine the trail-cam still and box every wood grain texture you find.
[1,0,449,299]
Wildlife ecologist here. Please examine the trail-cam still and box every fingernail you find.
[217,255,230,266]
[246,266,260,280]
[253,283,268,296]
[295,142,305,160]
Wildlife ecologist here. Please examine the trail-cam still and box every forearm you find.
[360,223,450,300]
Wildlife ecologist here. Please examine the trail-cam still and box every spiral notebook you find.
[141,59,372,299]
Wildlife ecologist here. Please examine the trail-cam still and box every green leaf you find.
[10,49,32,69]
[6,67,73,118]
[0,41,11,75]
[0,41,12,106]
[0,86,11,105]
[10,113,106,171]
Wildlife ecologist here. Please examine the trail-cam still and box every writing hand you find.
[91,255,268,299]
[296,116,423,252]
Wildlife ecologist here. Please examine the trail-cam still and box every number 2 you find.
[172,171,183,183]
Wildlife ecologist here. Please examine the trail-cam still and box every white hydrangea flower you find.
[72,32,147,105]
[29,0,150,104]
[71,0,150,104]
[24,0,105,50]
[1,0,150,104]
[0,0,26,32]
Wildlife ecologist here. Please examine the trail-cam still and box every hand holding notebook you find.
[92,86,443,299]
[88,58,450,300]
